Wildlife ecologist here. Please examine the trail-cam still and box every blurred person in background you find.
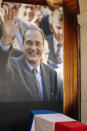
[41,38,63,102]
[18,4,47,27]
[40,6,63,36]
[18,4,37,23]
[45,7,63,66]
[40,7,63,66]
[40,7,63,103]
[41,39,63,103]
[41,39,49,64]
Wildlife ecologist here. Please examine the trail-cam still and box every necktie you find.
[32,68,41,99]
[56,44,62,64]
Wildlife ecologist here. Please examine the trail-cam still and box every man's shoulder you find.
[11,48,23,57]
[41,62,57,75]
[10,54,24,64]
[46,33,53,42]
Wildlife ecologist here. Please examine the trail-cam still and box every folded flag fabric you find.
[55,121,87,131]
[28,110,57,131]
[28,110,87,131]
[31,113,76,131]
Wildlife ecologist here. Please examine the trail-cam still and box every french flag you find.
[28,110,87,131]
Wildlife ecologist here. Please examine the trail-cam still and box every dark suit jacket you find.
[46,34,63,65]
[40,15,52,36]
[46,34,58,65]
[0,47,58,102]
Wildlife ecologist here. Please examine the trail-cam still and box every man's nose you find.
[30,45,36,50]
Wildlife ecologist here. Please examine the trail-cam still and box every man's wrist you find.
[1,35,12,46]
[0,39,11,51]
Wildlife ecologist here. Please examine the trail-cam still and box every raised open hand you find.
[0,8,21,45]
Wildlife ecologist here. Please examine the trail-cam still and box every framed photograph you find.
[0,0,64,130]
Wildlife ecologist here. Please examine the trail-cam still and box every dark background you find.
[0,101,63,131]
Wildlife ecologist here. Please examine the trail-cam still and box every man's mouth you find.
[28,51,38,55]
[31,52,37,55]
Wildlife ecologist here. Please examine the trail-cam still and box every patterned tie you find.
[32,68,41,99]
[56,44,63,64]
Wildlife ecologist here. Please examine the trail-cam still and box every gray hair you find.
[23,24,44,45]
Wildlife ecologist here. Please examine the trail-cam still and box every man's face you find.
[50,8,63,43]
[28,5,36,21]
[23,30,44,67]
[52,21,63,43]
[20,4,36,21]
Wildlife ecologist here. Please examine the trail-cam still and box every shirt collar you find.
[25,58,40,73]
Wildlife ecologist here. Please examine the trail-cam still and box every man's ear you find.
[49,24,53,33]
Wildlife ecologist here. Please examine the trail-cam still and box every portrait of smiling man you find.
[23,29,44,67]
[0,7,58,102]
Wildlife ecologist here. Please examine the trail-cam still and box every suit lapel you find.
[19,55,39,101]
[18,55,52,101]
[40,63,51,101]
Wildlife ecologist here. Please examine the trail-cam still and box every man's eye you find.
[37,44,41,47]
[35,42,41,47]
[26,42,32,45]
